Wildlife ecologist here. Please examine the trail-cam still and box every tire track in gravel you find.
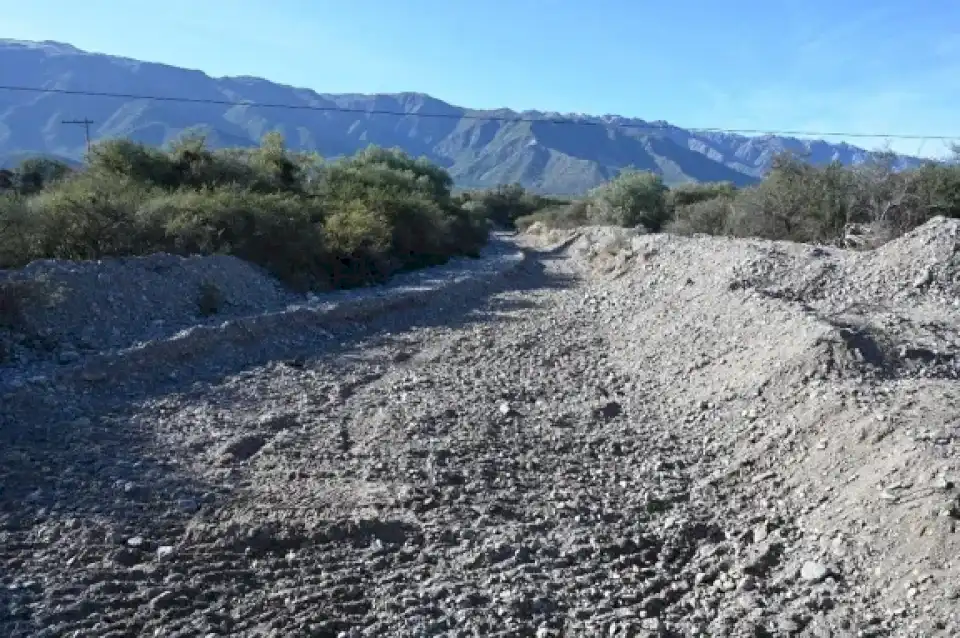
[0,241,834,637]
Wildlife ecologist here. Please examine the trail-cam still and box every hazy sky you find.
[2,0,958,155]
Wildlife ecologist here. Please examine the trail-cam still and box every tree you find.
[167,130,218,189]
[587,169,669,230]
[669,181,737,209]
[86,138,175,187]
[346,146,454,201]
[725,153,856,243]
[12,157,74,195]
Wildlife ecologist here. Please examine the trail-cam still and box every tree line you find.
[508,149,960,248]
[4,134,959,293]
[0,132,488,291]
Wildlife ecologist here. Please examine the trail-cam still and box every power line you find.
[62,117,94,152]
[2,84,958,143]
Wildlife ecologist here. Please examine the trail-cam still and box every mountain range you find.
[0,39,924,194]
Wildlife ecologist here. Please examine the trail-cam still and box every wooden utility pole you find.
[62,118,94,152]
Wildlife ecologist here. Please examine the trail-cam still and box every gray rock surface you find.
[2,219,959,636]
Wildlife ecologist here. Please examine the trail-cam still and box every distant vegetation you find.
[514,151,960,247]
[3,135,959,293]
[455,184,572,229]
[0,133,490,290]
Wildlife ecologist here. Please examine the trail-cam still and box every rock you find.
[800,561,830,584]
[121,481,149,500]
[594,401,622,420]
[156,545,175,561]
[149,590,178,611]
[641,617,663,630]
[752,522,769,543]
[111,549,142,567]
[257,412,300,431]
[219,434,267,463]
[177,498,200,513]
[933,476,955,491]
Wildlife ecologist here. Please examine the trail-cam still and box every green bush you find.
[515,150,960,249]
[665,197,734,236]
[458,183,569,229]
[19,173,158,262]
[668,181,737,210]
[1,136,489,291]
[0,158,74,196]
[721,156,856,243]
[587,170,669,230]
[151,187,333,289]
[515,200,589,231]
[0,193,36,267]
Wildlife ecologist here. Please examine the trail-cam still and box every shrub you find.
[0,193,36,267]
[2,136,488,292]
[668,181,737,210]
[85,138,177,188]
[665,197,734,236]
[156,187,333,290]
[21,173,158,262]
[459,183,567,229]
[587,170,669,230]
[723,154,856,243]
[515,200,589,231]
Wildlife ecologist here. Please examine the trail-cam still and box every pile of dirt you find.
[575,217,960,634]
[0,253,298,363]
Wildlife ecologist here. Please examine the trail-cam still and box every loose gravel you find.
[1,219,959,637]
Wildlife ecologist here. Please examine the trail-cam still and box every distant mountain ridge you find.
[0,39,925,194]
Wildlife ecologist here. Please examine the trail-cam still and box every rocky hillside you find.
[0,39,924,193]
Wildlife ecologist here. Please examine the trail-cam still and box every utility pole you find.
[62,118,94,153]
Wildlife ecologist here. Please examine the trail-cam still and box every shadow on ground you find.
[0,245,576,636]
[0,247,575,523]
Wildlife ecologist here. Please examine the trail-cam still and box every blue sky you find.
[3,0,958,156]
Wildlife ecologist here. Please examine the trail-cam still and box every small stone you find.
[595,401,623,420]
[913,267,933,288]
[126,536,145,548]
[778,618,801,633]
[149,590,177,611]
[753,523,769,543]
[111,549,141,567]
[801,561,830,583]
[156,545,175,561]
[738,575,758,591]
[219,434,267,463]
[641,617,662,631]
[177,498,200,513]
[121,481,148,500]
[933,476,954,491]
